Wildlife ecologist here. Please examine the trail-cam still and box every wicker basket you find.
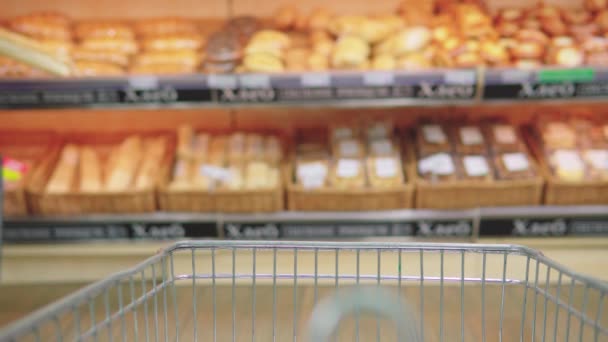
[526,133,608,205]
[1,132,58,217]
[27,132,172,215]
[410,142,544,210]
[286,157,414,212]
[158,157,284,213]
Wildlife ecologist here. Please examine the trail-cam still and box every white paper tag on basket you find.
[370,139,393,155]
[460,126,484,145]
[493,125,517,145]
[463,155,490,177]
[553,150,584,171]
[333,127,354,141]
[338,139,360,157]
[367,122,390,140]
[502,152,530,172]
[422,125,447,144]
[418,153,454,175]
[297,161,328,180]
[337,159,360,178]
[375,157,398,178]
[200,165,232,181]
[584,149,608,170]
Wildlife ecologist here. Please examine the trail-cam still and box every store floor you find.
[1,283,604,341]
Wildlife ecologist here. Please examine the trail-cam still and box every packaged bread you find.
[494,152,536,180]
[8,12,71,40]
[79,146,102,192]
[333,138,365,158]
[135,18,198,37]
[245,161,279,190]
[416,124,451,156]
[367,156,404,188]
[331,158,366,189]
[583,149,608,180]
[418,152,459,182]
[72,47,129,67]
[548,149,586,182]
[486,123,525,153]
[458,154,494,181]
[453,125,487,154]
[46,144,79,193]
[134,138,166,190]
[105,136,142,191]
[75,22,134,40]
[80,38,139,55]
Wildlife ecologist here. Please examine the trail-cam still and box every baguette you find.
[46,144,79,193]
[105,136,142,191]
[79,146,102,192]
[134,138,166,190]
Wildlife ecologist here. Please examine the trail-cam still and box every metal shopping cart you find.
[0,241,606,341]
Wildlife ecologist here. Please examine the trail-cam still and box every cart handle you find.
[308,286,421,341]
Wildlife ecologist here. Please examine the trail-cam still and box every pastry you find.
[224,16,260,43]
[135,17,198,37]
[242,53,284,73]
[73,61,124,76]
[75,21,134,40]
[72,47,129,67]
[511,41,544,59]
[141,34,204,51]
[331,36,370,69]
[273,5,299,30]
[8,12,71,40]
[549,149,586,182]
[583,149,608,180]
[562,9,592,25]
[205,30,241,63]
[308,8,333,32]
[134,50,200,68]
[371,54,397,70]
[585,0,607,12]
[542,121,577,149]
[548,46,585,67]
[80,38,138,55]
[245,161,279,189]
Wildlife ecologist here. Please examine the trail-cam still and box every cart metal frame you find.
[0,241,606,341]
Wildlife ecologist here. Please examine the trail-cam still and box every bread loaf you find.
[46,144,79,193]
[105,136,142,191]
[79,146,102,192]
[134,138,166,190]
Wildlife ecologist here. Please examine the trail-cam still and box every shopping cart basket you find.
[1,241,606,341]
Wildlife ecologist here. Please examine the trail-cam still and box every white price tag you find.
[493,125,517,144]
[422,125,447,144]
[363,72,395,86]
[418,153,454,175]
[240,74,271,88]
[128,75,159,90]
[463,155,490,177]
[301,73,331,87]
[337,159,360,178]
[445,70,475,85]
[297,162,328,180]
[200,165,232,181]
[460,126,484,145]
[338,139,360,157]
[208,74,238,89]
[370,139,393,155]
[375,157,398,178]
[502,153,530,172]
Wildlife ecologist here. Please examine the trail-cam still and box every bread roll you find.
[46,144,79,194]
[79,146,102,192]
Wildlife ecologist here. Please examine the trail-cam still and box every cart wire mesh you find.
[0,241,606,341]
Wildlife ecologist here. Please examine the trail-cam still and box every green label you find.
[538,68,595,83]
